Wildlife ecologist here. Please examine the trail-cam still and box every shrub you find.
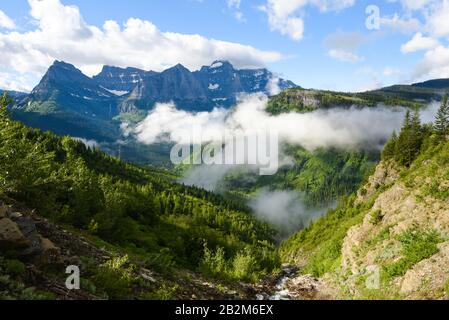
[143,283,178,300]
[384,229,442,279]
[144,249,176,273]
[198,244,227,278]
[94,255,135,299]
[4,259,26,277]
[231,247,257,281]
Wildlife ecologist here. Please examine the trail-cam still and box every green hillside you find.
[266,86,441,115]
[0,93,279,299]
[280,98,449,299]
[222,145,376,206]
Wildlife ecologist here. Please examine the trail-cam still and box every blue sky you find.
[0,0,448,92]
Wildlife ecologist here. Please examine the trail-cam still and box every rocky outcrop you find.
[0,197,103,299]
[336,159,449,299]
[0,217,29,249]
[356,160,400,203]
[0,202,58,259]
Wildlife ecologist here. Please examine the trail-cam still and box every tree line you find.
[382,95,449,166]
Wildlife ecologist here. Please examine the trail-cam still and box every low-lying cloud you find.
[132,95,439,233]
[134,94,439,151]
[249,189,334,237]
[73,137,100,149]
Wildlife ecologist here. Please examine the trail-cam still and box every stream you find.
[255,265,298,300]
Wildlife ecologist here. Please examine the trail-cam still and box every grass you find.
[370,209,383,225]
[142,283,179,300]
[0,257,55,300]
[280,195,375,277]
[383,229,442,280]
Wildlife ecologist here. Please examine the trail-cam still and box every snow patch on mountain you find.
[100,86,129,96]
[210,62,223,69]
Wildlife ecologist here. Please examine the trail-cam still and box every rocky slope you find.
[0,194,257,300]
[281,139,449,300]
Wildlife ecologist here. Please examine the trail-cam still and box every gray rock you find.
[9,212,23,219]
[14,216,42,256]
[0,218,29,248]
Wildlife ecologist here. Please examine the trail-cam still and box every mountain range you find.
[3,61,449,166]
[7,60,297,144]
[19,60,298,113]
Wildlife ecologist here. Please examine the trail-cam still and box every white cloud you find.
[324,31,366,63]
[380,14,421,33]
[234,11,245,21]
[413,45,449,80]
[354,66,383,92]
[324,30,366,51]
[396,0,449,80]
[137,96,439,193]
[249,189,332,234]
[426,0,449,38]
[266,76,281,95]
[73,137,99,149]
[135,103,228,145]
[227,0,241,8]
[328,49,363,62]
[0,70,38,92]
[0,10,16,29]
[134,93,412,151]
[400,0,435,11]
[401,32,439,53]
[0,0,282,89]
[383,66,402,77]
[260,0,355,41]
[227,0,245,21]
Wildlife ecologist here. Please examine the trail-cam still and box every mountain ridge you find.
[5,60,298,164]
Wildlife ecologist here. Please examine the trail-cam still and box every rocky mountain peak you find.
[163,63,191,75]
[39,60,90,86]
[200,60,234,73]
[50,60,80,72]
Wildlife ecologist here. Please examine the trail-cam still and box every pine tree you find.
[0,93,12,120]
[395,110,423,167]
[434,95,449,138]
[404,110,412,129]
[382,130,398,160]
[410,109,423,157]
[395,111,411,166]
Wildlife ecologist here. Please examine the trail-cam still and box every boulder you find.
[0,218,29,248]
[14,216,42,257]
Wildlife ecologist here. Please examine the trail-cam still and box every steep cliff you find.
[281,138,449,299]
